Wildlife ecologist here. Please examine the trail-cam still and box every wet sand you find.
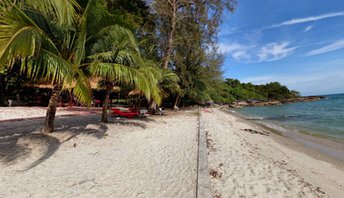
[229,109,344,163]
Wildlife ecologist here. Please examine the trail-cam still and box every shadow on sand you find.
[0,113,156,171]
[0,114,108,171]
[110,115,157,129]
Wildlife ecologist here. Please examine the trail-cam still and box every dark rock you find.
[229,96,325,108]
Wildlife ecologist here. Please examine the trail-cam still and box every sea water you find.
[235,93,344,141]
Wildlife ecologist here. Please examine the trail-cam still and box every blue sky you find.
[219,0,344,96]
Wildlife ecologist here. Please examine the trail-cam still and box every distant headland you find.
[229,95,326,108]
[211,78,326,107]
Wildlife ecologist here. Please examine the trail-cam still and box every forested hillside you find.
[210,79,300,104]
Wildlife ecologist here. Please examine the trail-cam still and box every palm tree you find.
[82,2,162,122]
[0,0,91,133]
[0,0,162,129]
[146,64,180,112]
[88,55,162,122]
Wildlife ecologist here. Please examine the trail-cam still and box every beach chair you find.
[139,109,149,117]
[111,108,139,119]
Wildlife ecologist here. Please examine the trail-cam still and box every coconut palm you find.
[0,0,161,131]
[0,0,90,133]
[146,64,180,112]
[83,2,162,122]
[88,56,162,122]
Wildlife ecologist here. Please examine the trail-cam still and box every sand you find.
[0,107,101,121]
[0,109,198,197]
[1,107,344,197]
[203,108,344,198]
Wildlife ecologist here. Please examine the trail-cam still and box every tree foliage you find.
[151,0,237,105]
[211,78,301,103]
[0,0,162,130]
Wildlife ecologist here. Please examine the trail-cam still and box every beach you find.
[0,108,198,197]
[0,107,102,122]
[204,109,344,197]
[1,107,344,197]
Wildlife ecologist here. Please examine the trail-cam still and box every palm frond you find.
[87,61,161,103]
[19,0,80,26]
[86,25,139,56]
[0,3,61,56]
[74,0,97,65]
[88,62,137,84]
[27,49,73,83]
[0,26,41,67]
[72,71,92,105]
[84,2,130,39]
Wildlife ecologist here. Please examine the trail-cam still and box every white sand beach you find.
[0,107,344,197]
[203,109,344,198]
[0,109,198,197]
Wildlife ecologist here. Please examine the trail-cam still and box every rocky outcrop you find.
[229,96,326,108]
[282,96,326,103]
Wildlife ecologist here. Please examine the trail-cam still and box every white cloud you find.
[306,40,344,56]
[219,27,239,36]
[258,42,297,62]
[304,25,313,32]
[219,42,297,63]
[218,43,251,61]
[219,43,244,53]
[268,12,344,29]
[232,51,249,60]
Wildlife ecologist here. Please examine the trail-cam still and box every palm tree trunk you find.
[177,97,182,107]
[174,95,180,107]
[148,98,157,114]
[42,85,60,133]
[101,85,112,122]
[69,91,74,107]
[0,74,6,106]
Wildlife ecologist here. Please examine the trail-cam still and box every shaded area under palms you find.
[0,114,107,170]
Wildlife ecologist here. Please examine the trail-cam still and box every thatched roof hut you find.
[24,78,121,91]
[128,89,143,96]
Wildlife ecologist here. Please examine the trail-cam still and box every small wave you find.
[265,115,317,122]
[245,117,264,121]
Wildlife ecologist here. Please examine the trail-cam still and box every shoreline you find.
[204,108,344,197]
[245,115,344,144]
[228,95,326,108]
[225,108,344,165]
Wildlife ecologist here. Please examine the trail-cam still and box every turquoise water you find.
[236,93,344,140]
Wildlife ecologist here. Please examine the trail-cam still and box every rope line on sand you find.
[196,109,211,198]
